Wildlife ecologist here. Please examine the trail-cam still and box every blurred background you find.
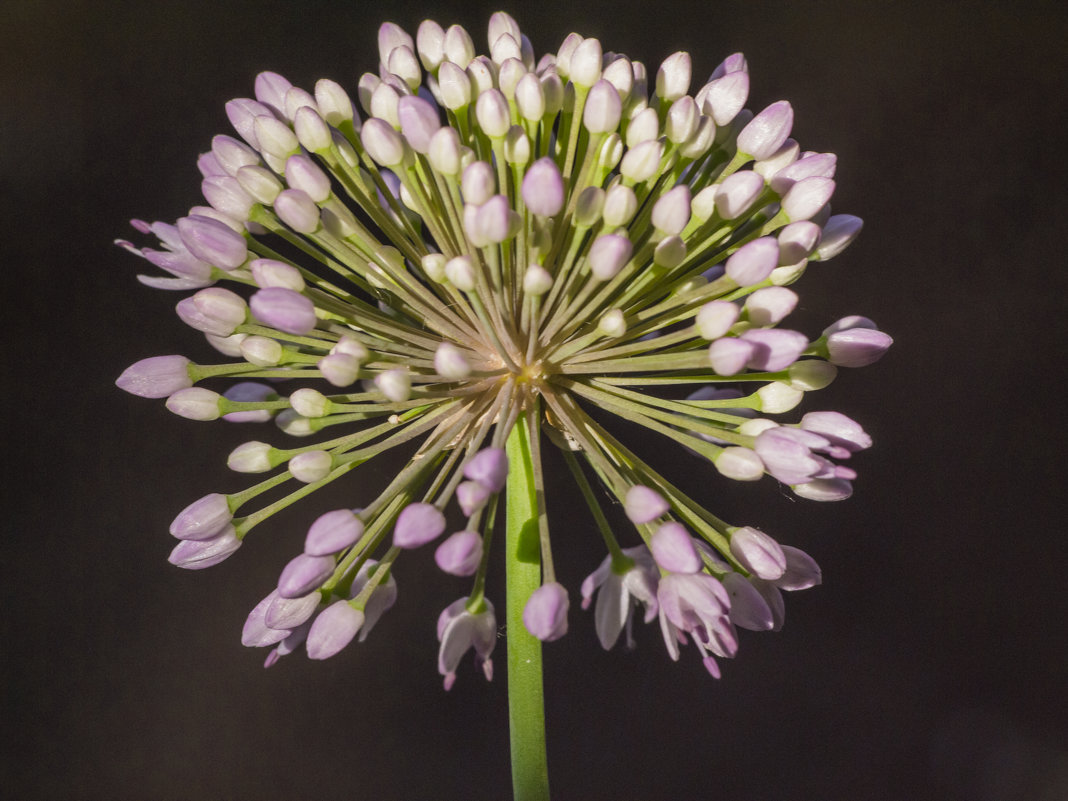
[2,1,1065,799]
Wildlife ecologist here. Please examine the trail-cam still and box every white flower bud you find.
[228,441,275,473]
[289,450,333,483]
[375,368,411,402]
[290,388,331,417]
[598,309,626,338]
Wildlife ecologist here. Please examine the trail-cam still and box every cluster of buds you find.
[116,12,890,685]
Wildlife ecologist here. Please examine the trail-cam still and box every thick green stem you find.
[505,413,551,801]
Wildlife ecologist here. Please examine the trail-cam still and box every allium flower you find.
[116,12,890,696]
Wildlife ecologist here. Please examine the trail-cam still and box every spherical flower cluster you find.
[116,12,890,685]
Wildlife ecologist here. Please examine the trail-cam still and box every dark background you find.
[2,1,1065,799]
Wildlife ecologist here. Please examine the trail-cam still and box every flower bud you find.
[166,387,222,420]
[169,493,232,541]
[168,526,241,569]
[588,233,633,280]
[435,531,483,576]
[624,485,669,524]
[651,522,702,573]
[116,355,193,398]
[521,157,565,216]
[305,508,364,556]
[250,287,317,335]
[729,526,786,580]
[307,602,365,660]
[393,502,447,548]
[463,447,508,492]
[523,582,569,641]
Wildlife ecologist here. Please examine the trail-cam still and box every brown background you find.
[2,0,1065,799]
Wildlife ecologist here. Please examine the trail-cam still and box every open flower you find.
[115,12,889,684]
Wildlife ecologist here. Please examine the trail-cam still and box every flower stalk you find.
[505,410,551,801]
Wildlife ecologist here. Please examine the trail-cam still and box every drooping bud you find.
[463,447,508,492]
[651,522,702,574]
[523,582,570,641]
[435,531,483,576]
[393,502,447,548]
[306,601,365,660]
[624,485,669,524]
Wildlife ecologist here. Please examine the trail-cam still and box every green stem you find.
[505,412,551,801]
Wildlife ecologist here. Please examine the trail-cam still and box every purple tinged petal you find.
[522,582,570,642]
[168,525,242,569]
[651,185,691,236]
[782,176,835,222]
[800,411,872,452]
[729,526,787,580]
[264,590,320,630]
[456,480,491,517]
[306,601,364,660]
[583,79,623,134]
[722,572,774,631]
[249,287,317,335]
[225,98,275,149]
[815,214,864,261]
[739,328,809,371]
[304,509,364,556]
[737,100,794,161]
[211,135,261,176]
[776,221,822,266]
[775,545,822,590]
[750,577,785,630]
[725,236,779,286]
[397,95,442,154]
[197,152,225,177]
[700,71,749,126]
[588,233,633,280]
[754,427,825,484]
[791,477,853,501]
[176,286,247,336]
[222,381,274,422]
[116,355,193,398]
[273,188,321,234]
[770,152,837,195]
[827,328,893,367]
[201,175,255,220]
[143,248,214,283]
[624,485,669,524]
[463,448,509,492]
[254,71,293,116]
[169,493,232,541]
[823,316,877,337]
[708,337,754,376]
[393,502,447,548]
[713,170,764,220]
[437,597,496,689]
[745,287,798,326]
[695,300,740,340]
[435,530,484,576]
[277,553,335,598]
[651,522,703,574]
[242,590,291,647]
[361,118,406,167]
[177,215,248,270]
[166,387,221,420]
[521,157,565,217]
[284,155,332,204]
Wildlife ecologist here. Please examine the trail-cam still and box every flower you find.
[115,12,890,683]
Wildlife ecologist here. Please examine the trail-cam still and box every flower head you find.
[116,13,889,683]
